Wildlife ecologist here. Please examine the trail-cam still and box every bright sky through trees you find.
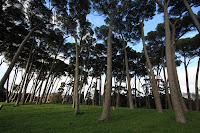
[0,2,199,95]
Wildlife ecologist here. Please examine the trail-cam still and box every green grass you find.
[0,102,200,133]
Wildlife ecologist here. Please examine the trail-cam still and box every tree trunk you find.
[171,27,189,112]
[73,28,79,114]
[161,45,172,109]
[162,4,186,123]
[44,75,54,103]
[15,73,27,106]
[195,54,200,111]
[184,56,192,110]
[134,75,137,107]
[0,23,42,93]
[36,80,44,104]
[182,0,200,33]
[29,64,43,103]
[8,66,19,101]
[141,16,163,113]
[5,75,10,103]
[38,73,51,105]
[25,83,34,103]
[99,75,102,106]
[162,61,172,109]
[21,46,34,105]
[21,62,33,105]
[99,16,113,120]
[38,41,62,105]
[15,49,33,106]
[122,41,134,109]
[47,77,58,102]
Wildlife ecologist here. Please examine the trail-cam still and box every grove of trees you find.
[0,0,200,123]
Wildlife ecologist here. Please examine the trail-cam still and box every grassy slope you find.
[0,103,200,133]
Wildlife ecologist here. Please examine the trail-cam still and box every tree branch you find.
[166,0,171,7]
[155,0,164,8]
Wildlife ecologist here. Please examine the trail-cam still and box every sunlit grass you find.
[0,102,200,133]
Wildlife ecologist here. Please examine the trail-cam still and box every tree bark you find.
[99,16,113,120]
[73,28,79,114]
[170,23,189,112]
[195,54,200,111]
[182,0,200,33]
[141,16,163,113]
[5,75,10,103]
[122,41,134,109]
[0,23,42,93]
[161,2,186,123]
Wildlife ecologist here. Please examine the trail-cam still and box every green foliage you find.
[1,103,200,133]
[176,34,200,59]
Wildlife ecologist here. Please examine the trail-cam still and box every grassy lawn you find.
[0,102,200,133]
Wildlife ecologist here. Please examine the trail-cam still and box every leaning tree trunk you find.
[5,75,10,103]
[38,72,51,105]
[0,23,42,93]
[15,72,27,106]
[141,16,163,113]
[36,80,44,104]
[8,66,19,100]
[47,77,58,102]
[162,3,186,123]
[195,53,200,111]
[44,75,55,103]
[21,62,33,105]
[170,23,189,112]
[15,48,33,106]
[21,47,34,105]
[182,0,200,33]
[122,41,134,109]
[29,64,43,103]
[38,42,62,105]
[184,56,192,110]
[99,16,113,120]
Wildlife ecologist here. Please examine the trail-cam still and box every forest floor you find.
[0,102,200,133]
